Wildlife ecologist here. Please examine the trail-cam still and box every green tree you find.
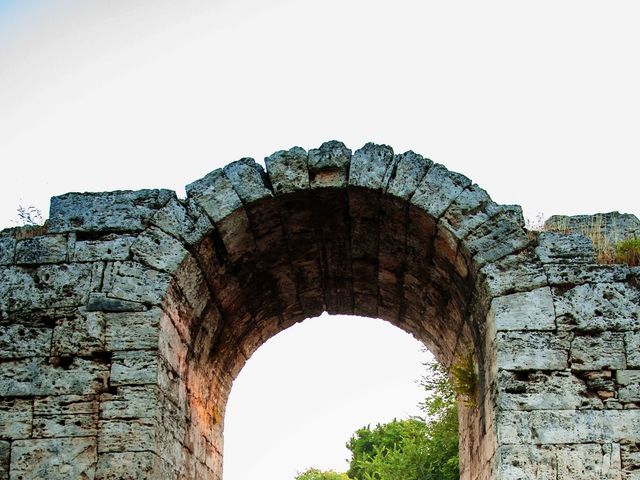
[346,358,459,480]
[346,418,430,480]
[295,468,350,480]
[296,357,460,480]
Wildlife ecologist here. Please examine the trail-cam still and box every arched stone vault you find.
[0,141,638,480]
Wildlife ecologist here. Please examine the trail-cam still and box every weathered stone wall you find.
[0,141,638,479]
[545,211,640,245]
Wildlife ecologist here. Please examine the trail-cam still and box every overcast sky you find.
[1,1,639,478]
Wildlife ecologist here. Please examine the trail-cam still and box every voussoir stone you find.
[307,140,351,188]
[349,143,395,190]
[150,198,213,247]
[411,163,471,219]
[265,147,309,194]
[385,150,433,200]
[185,169,243,223]
[223,158,273,204]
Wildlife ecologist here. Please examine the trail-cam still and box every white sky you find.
[224,314,431,479]
[1,1,639,478]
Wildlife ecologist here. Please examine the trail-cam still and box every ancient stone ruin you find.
[0,141,638,479]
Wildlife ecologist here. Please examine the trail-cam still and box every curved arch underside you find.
[1,141,638,480]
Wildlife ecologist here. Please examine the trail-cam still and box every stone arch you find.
[145,142,529,480]
[0,141,638,480]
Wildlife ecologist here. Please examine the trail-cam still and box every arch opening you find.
[222,313,434,480]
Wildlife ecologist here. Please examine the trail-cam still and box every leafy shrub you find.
[345,359,459,480]
[295,468,349,480]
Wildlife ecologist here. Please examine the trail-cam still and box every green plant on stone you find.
[614,238,640,267]
[450,351,478,408]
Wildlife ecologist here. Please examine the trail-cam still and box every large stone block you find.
[480,252,548,297]
[490,287,556,331]
[544,264,629,286]
[625,331,640,368]
[15,235,67,264]
[498,371,600,411]
[100,386,159,419]
[545,211,640,246]
[604,410,640,442]
[554,282,640,332]
[32,412,98,438]
[72,234,135,262]
[570,333,626,371]
[102,261,172,306]
[10,437,97,479]
[536,231,595,264]
[110,351,158,386]
[307,140,351,188]
[104,309,161,351]
[499,410,640,445]
[498,410,607,444]
[0,399,32,440]
[616,370,640,402]
[497,331,571,371]
[0,263,96,315]
[497,444,556,479]
[49,190,174,233]
[556,443,621,480]
[33,394,98,415]
[52,311,105,356]
[131,227,189,274]
[0,440,8,480]
[150,198,212,247]
[0,322,52,359]
[96,451,160,480]
[98,418,155,453]
[185,169,243,223]
[463,215,530,270]
[0,357,109,397]
[439,185,494,241]
[411,163,471,219]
